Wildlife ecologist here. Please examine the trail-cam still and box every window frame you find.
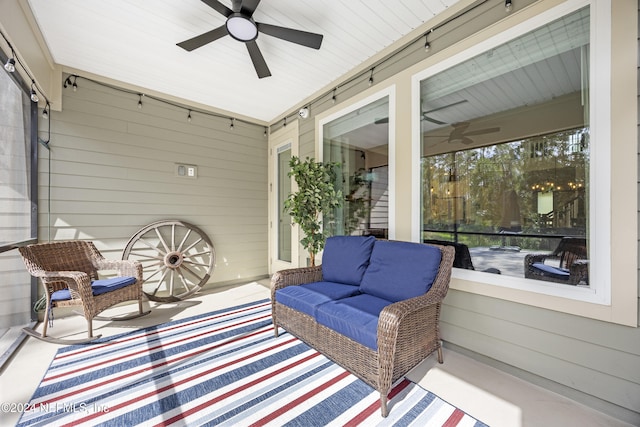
[411,0,629,318]
[318,85,397,240]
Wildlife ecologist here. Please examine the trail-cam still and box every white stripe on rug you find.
[18,299,488,427]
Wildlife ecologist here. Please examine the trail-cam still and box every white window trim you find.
[318,85,397,240]
[411,0,612,306]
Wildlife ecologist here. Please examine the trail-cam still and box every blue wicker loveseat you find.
[271,236,455,417]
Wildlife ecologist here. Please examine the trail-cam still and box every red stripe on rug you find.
[152,351,324,427]
[248,370,352,427]
[342,378,412,427]
[443,408,465,427]
[29,328,285,411]
[59,337,314,427]
[55,302,271,361]
[43,313,272,382]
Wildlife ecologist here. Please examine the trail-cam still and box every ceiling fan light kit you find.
[226,14,258,41]
[177,0,324,79]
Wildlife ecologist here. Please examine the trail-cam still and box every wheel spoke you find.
[128,250,164,261]
[177,229,192,253]
[154,227,171,254]
[183,259,211,268]
[180,263,206,282]
[181,237,203,255]
[148,267,170,296]
[137,237,167,256]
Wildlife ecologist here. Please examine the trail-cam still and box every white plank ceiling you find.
[26,0,462,122]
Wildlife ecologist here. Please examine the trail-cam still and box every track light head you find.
[30,82,38,103]
[4,57,15,72]
[505,0,513,12]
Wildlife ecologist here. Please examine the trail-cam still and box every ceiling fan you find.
[177,0,324,79]
[374,99,469,125]
[429,122,501,145]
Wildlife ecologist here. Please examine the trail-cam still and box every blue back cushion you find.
[360,240,442,302]
[321,236,376,286]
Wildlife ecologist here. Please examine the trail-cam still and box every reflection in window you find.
[420,7,590,286]
[323,96,389,238]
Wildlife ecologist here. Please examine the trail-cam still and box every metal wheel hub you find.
[164,251,184,269]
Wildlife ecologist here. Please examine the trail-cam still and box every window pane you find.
[0,65,34,245]
[420,7,590,286]
[323,96,389,238]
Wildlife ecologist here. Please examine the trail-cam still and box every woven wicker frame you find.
[270,243,455,417]
[19,240,145,340]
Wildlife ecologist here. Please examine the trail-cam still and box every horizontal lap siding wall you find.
[38,78,268,286]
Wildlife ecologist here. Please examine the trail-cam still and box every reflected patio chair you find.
[524,237,588,285]
[19,240,150,344]
[423,239,500,274]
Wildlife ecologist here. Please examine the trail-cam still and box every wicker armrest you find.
[96,258,143,282]
[569,260,589,285]
[41,271,94,301]
[270,265,323,294]
[524,253,549,268]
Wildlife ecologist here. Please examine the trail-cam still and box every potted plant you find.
[284,156,342,266]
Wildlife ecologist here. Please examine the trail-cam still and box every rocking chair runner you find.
[19,240,150,344]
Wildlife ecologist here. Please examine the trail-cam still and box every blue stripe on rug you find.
[18,299,489,427]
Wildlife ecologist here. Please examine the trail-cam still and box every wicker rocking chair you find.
[524,237,588,285]
[19,240,150,344]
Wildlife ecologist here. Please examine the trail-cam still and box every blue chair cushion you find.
[321,236,376,286]
[275,281,362,318]
[51,289,71,301]
[532,263,570,280]
[49,276,136,301]
[315,294,393,350]
[91,276,137,296]
[360,240,442,302]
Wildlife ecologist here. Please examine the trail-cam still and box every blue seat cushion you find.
[315,294,392,350]
[51,289,71,301]
[532,263,570,280]
[49,276,136,301]
[322,236,376,286]
[275,281,362,318]
[91,276,137,296]
[360,240,442,302]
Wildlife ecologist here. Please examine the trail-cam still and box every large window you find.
[420,7,591,287]
[322,94,391,238]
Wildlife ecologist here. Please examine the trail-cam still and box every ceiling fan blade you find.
[246,41,271,78]
[240,0,261,17]
[257,22,323,49]
[374,118,389,125]
[201,0,233,17]
[422,115,447,125]
[423,99,468,114]
[177,25,229,51]
[464,127,501,136]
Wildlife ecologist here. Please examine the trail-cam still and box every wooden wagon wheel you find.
[122,220,215,302]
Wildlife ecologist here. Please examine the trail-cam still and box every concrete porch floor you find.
[0,279,632,427]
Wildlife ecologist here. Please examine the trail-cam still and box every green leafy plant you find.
[284,156,342,266]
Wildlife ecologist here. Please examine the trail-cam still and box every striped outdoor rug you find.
[18,299,488,426]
